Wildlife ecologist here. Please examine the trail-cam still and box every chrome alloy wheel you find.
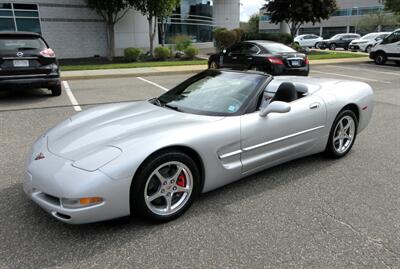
[333,115,356,154]
[144,161,193,216]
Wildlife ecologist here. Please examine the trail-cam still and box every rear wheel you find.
[49,84,62,96]
[130,151,200,222]
[314,42,320,49]
[209,61,219,69]
[325,110,358,158]
[374,52,386,65]
[329,43,336,50]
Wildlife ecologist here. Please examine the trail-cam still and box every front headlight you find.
[72,146,122,172]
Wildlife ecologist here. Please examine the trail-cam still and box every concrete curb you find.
[61,57,370,80]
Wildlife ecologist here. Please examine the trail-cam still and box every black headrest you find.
[272,82,297,103]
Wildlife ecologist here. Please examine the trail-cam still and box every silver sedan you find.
[23,70,374,224]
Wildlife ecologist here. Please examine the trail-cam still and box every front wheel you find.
[329,43,336,50]
[374,52,386,65]
[325,110,358,158]
[49,84,62,96]
[365,45,372,53]
[130,151,200,222]
[209,61,219,69]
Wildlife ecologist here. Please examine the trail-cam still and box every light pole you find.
[354,6,359,33]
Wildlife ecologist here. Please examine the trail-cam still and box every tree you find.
[247,14,260,34]
[86,0,137,60]
[384,0,400,14]
[263,0,337,38]
[133,0,180,56]
[357,10,399,33]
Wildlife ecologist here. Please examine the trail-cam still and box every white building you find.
[0,0,240,58]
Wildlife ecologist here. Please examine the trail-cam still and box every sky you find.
[240,0,265,22]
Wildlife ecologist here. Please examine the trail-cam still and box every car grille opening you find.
[54,212,71,220]
[37,192,61,206]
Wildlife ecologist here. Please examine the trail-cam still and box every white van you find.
[370,29,400,65]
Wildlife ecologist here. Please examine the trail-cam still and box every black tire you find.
[314,42,320,49]
[325,110,358,158]
[209,60,219,69]
[130,150,200,222]
[374,51,386,65]
[395,61,400,66]
[49,84,62,96]
[329,43,336,50]
[344,45,349,51]
[365,45,372,53]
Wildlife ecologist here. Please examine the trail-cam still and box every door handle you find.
[232,57,238,60]
[248,57,253,60]
[309,103,320,109]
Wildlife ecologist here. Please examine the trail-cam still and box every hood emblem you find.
[16,52,24,57]
[34,152,45,161]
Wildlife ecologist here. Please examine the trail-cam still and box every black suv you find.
[318,33,361,50]
[0,32,61,96]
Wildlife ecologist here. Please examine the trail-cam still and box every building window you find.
[322,26,347,39]
[331,6,383,17]
[0,3,41,34]
[160,0,215,44]
[299,27,320,35]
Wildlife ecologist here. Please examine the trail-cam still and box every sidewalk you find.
[61,57,370,80]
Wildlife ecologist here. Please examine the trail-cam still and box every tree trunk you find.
[148,16,154,57]
[106,22,115,61]
[161,20,165,47]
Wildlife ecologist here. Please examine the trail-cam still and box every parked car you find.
[349,32,391,53]
[370,29,400,66]
[24,69,374,224]
[208,41,309,76]
[0,32,61,96]
[294,34,323,48]
[318,33,361,50]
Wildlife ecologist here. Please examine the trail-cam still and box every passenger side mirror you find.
[259,101,291,117]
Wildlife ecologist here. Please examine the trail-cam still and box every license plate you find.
[291,60,300,66]
[13,60,29,67]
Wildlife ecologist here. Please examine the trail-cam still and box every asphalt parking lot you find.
[0,62,399,268]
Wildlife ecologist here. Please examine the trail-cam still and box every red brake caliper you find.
[176,173,186,188]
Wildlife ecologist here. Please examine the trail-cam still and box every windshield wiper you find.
[164,104,181,112]
[17,47,37,51]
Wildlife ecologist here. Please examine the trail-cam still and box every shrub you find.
[213,28,237,51]
[184,45,199,59]
[243,32,293,45]
[172,35,192,51]
[154,46,171,60]
[232,28,245,42]
[124,47,142,62]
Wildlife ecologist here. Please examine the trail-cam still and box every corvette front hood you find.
[47,101,221,161]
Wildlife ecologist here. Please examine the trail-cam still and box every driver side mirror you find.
[259,101,291,117]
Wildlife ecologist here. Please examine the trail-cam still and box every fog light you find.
[62,197,103,209]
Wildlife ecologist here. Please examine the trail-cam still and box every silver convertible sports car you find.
[24,70,373,224]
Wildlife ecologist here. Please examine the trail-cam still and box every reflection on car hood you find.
[46,101,222,160]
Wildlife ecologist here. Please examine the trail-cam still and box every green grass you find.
[61,59,208,71]
[61,51,366,71]
[307,50,367,60]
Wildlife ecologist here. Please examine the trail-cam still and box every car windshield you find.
[0,37,47,52]
[331,34,343,40]
[261,43,296,53]
[361,33,378,40]
[157,71,265,116]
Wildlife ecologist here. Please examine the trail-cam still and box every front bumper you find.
[0,75,60,90]
[23,144,131,224]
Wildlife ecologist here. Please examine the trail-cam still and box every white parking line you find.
[62,81,82,112]
[328,65,400,76]
[137,77,169,92]
[311,70,392,84]
[360,63,400,71]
